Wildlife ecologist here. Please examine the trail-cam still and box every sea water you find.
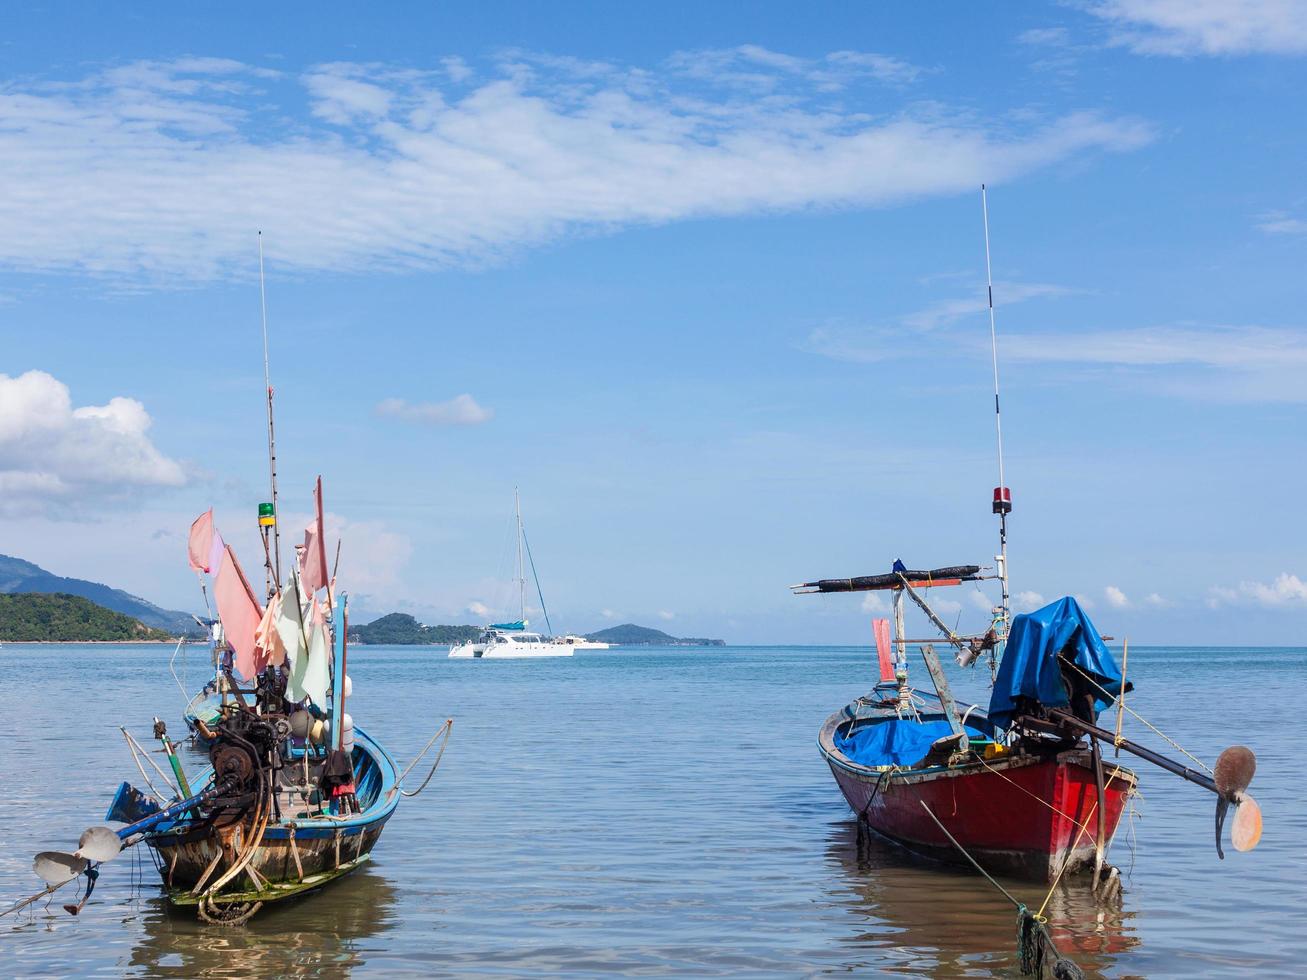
[2,643,1303,977]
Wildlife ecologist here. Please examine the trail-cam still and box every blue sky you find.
[1,1,1304,644]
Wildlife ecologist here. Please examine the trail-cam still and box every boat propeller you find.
[1213,745,1261,859]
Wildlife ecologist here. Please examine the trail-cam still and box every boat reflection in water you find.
[126,867,399,977]
[825,820,1139,977]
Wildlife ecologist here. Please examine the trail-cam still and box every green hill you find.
[0,593,174,642]
[585,623,724,646]
[0,553,200,635]
[349,613,481,645]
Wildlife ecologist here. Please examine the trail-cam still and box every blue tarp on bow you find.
[987,596,1124,731]
[836,718,988,769]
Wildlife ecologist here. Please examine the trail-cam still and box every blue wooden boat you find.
[138,724,399,921]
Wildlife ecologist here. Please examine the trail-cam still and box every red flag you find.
[873,618,894,683]
[215,546,263,680]
[301,477,330,593]
[187,509,215,573]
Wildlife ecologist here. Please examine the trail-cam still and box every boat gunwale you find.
[817,703,1137,788]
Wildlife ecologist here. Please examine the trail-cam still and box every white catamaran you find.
[449,490,574,659]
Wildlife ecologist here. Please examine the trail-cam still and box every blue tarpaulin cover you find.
[835,718,987,768]
[987,596,1124,731]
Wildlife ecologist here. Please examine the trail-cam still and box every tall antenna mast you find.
[258,232,283,595]
[515,487,525,623]
[981,186,1012,645]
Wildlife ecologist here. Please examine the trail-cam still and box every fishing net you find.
[1018,907,1084,980]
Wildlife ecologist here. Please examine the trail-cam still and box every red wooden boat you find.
[819,698,1137,881]
[796,566,1261,886]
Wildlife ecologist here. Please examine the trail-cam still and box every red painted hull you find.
[821,715,1136,881]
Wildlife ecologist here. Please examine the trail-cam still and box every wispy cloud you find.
[804,282,1073,363]
[376,395,494,426]
[1257,210,1307,235]
[1003,324,1307,402]
[668,44,923,89]
[0,370,185,516]
[1087,0,1307,56]
[1013,590,1047,612]
[0,54,1151,283]
[1207,572,1307,608]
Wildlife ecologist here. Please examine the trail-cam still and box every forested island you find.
[348,614,724,646]
[584,624,725,646]
[349,613,481,645]
[0,593,173,642]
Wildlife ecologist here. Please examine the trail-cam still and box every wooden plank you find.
[919,644,966,740]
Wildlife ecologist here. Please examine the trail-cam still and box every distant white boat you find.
[449,627,573,658]
[448,489,575,660]
[555,634,610,650]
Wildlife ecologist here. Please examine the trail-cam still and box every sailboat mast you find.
[981,186,1012,643]
[258,232,283,594]
[515,487,525,623]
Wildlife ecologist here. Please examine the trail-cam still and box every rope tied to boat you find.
[919,802,1083,978]
[399,718,454,798]
[1064,660,1212,775]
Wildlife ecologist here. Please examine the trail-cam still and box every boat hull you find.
[821,712,1135,881]
[141,726,399,907]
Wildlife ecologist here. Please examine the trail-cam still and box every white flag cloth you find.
[293,603,332,710]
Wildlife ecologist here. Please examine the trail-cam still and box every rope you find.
[1065,661,1212,775]
[399,719,453,797]
[919,801,1024,910]
[121,728,178,801]
[1036,764,1127,919]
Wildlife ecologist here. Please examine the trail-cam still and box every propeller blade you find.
[74,826,122,863]
[33,851,87,885]
[1231,794,1263,852]
[1215,797,1230,860]
[1214,746,1256,795]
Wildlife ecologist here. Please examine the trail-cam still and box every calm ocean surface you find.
[2,643,1304,978]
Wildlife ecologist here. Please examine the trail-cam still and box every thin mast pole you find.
[515,488,525,623]
[981,186,1011,644]
[258,232,282,593]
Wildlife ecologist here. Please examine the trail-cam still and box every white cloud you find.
[1003,324,1307,403]
[968,591,996,613]
[1143,592,1170,607]
[600,608,619,619]
[0,56,1152,282]
[669,44,923,89]
[376,395,494,426]
[861,593,890,613]
[467,600,490,617]
[1105,585,1130,609]
[1013,590,1046,612]
[0,370,185,515]
[1207,573,1307,608]
[932,598,962,617]
[657,610,675,621]
[1258,211,1307,235]
[805,282,1074,363]
[1088,0,1307,55]
[315,510,413,593]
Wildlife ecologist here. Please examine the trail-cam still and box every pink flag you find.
[873,618,894,683]
[301,477,330,594]
[187,509,215,573]
[214,546,263,681]
[208,528,225,578]
[254,591,287,670]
